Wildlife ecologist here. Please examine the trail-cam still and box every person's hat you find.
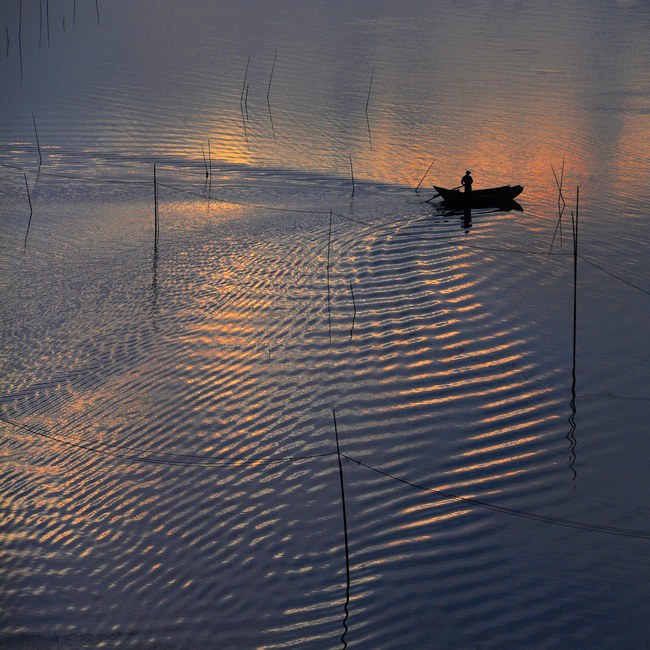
[466,170,471,174]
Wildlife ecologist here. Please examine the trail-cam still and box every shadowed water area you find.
[1,1,650,648]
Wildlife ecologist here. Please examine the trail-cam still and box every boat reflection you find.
[437,200,523,233]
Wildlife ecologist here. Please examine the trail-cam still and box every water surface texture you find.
[1,1,650,648]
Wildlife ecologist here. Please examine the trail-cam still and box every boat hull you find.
[433,185,523,207]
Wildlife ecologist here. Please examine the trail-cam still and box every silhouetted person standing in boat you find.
[461,170,473,193]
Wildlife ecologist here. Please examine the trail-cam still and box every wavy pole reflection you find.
[333,410,351,649]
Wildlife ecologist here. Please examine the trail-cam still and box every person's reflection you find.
[462,206,472,233]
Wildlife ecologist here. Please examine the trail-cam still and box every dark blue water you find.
[1,1,650,648]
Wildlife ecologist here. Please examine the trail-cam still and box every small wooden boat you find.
[432,184,523,208]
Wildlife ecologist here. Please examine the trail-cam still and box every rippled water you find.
[2,1,650,648]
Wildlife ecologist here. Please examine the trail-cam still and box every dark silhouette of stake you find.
[201,144,208,178]
[365,68,374,114]
[332,409,351,649]
[572,187,579,380]
[327,211,332,341]
[153,164,159,244]
[349,280,356,340]
[267,50,277,138]
[240,55,250,108]
[349,156,355,197]
[549,160,566,255]
[365,68,374,148]
[23,173,33,248]
[415,158,435,193]
[567,186,579,483]
[267,49,277,101]
[19,0,23,84]
[32,113,43,166]
[240,56,251,147]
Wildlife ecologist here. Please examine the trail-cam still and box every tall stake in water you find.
[201,143,209,179]
[332,409,351,649]
[327,210,332,341]
[349,155,355,197]
[349,280,357,341]
[240,55,250,109]
[23,173,33,248]
[32,112,43,166]
[415,158,435,193]
[153,164,159,245]
[567,186,579,482]
[267,49,277,137]
[365,68,374,147]
[549,160,566,255]
[267,49,277,101]
[18,0,23,84]
[572,186,579,386]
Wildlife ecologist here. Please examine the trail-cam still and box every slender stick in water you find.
[365,68,374,148]
[208,138,212,178]
[332,409,351,649]
[567,186,579,481]
[46,0,50,47]
[349,155,355,197]
[267,50,277,137]
[32,112,43,166]
[153,164,159,244]
[349,280,356,341]
[415,158,435,193]
[572,186,579,375]
[201,143,208,178]
[327,210,332,341]
[23,173,33,248]
[18,0,24,85]
[95,0,100,26]
[73,0,76,28]
[5,26,9,58]
[549,160,566,255]
[240,55,250,108]
[24,173,32,214]
[365,68,374,114]
[267,49,277,101]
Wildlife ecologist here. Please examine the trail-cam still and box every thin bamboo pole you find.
[415,158,435,193]
[349,280,356,341]
[332,409,351,649]
[32,113,43,166]
[327,210,332,341]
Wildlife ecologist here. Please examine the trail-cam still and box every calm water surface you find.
[1,1,650,648]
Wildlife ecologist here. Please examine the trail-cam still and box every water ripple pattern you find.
[2,1,650,648]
